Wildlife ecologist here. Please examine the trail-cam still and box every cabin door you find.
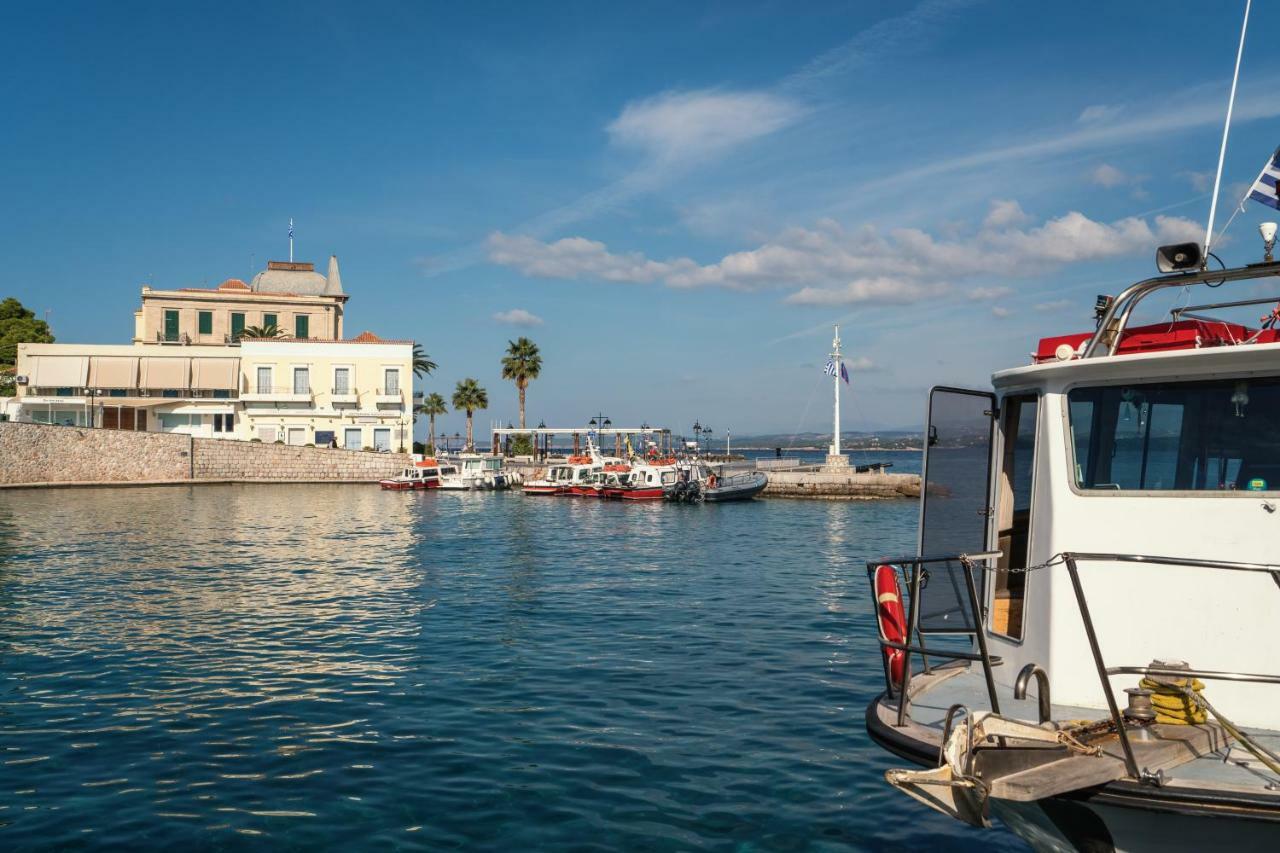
[916,386,997,633]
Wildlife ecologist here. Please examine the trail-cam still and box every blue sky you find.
[5,1,1280,440]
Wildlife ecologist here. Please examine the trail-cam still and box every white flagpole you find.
[289,218,294,262]
[1204,0,1252,257]
[831,324,841,459]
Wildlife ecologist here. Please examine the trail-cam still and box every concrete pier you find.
[761,469,919,500]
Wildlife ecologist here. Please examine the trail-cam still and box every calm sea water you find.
[0,483,1026,851]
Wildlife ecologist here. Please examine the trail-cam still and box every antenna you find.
[1204,0,1252,258]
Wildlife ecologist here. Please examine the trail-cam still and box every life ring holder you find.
[873,564,908,694]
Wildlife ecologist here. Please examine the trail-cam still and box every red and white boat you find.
[379,458,446,490]
[523,455,595,495]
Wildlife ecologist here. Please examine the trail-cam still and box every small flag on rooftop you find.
[1247,147,1280,210]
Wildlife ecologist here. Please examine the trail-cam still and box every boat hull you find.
[619,488,665,500]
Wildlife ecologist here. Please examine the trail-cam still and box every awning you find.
[139,357,190,389]
[163,404,234,415]
[88,356,138,389]
[191,357,239,390]
[29,355,88,388]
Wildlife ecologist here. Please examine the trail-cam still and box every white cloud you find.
[493,308,544,327]
[1091,164,1128,188]
[489,200,1202,307]
[983,199,1030,230]
[1078,104,1122,124]
[607,89,805,165]
[1035,299,1072,312]
[1180,170,1212,192]
[991,306,1012,318]
[845,356,878,372]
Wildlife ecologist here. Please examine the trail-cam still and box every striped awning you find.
[88,356,139,389]
[191,357,239,390]
[28,355,88,388]
[139,357,190,389]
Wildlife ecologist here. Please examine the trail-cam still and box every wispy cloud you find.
[493,308,544,326]
[1090,163,1129,188]
[1077,104,1122,124]
[489,200,1203,306]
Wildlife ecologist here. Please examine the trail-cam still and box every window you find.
[256,366,271,393]
[258,426,277,442]
[198,311,213,335]
[213,413,235,433]
[159,413,199,431]
[295,315,309,339]
[293,367,309,395]
[55,387,74,396]
[344,427,362,449]
[373,428,391,451]
[263,313,277,331]
[384,368,400,394]
[212,389,230,399]
[334,367,351,394]
[164,309,180,342]
[231,313,246,340]
[992,395,1037,640]
[1068,377,1280,492]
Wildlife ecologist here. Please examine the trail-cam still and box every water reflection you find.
[0,484,1022,851]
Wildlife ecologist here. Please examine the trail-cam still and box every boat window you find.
[1068,378,1280,492]
[992,395,1037,641]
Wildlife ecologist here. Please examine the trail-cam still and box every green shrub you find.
[510,433,535,456]
[274,439,284,444]
[363,445,375,452]
[250,438,261,443]
[304,442,315,447]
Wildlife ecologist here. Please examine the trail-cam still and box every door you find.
[293,367,309,395]
[992,395,1038,640]
[256,367,271,394]
[231,313,246,341]
[287,427,306,446]
[344,427,362,449]
[917,386,997,633]
[373,428,391,451]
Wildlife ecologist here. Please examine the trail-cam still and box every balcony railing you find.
[375,387,403,404]
[26,387,238,399]
[242,384,313,402]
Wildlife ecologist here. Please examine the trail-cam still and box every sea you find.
[0,472,1030,851]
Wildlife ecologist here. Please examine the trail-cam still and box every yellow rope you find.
[1139,676,1207,725]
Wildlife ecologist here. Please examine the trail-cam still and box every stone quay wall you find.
[0,422,409,487]
[191,437,408,481]
[762,470,920,500]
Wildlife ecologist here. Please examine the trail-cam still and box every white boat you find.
[437,453,520,490]
[864,237,1280,851]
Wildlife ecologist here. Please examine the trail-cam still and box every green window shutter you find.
[263,313,277,330]
[231,313,245,339]
[198,311,213,335]
[295,315,309,339]
[164,310,179,341]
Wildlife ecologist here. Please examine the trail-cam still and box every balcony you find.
[241,385,312,404]
[331,386,358,405]
[375,387,403,405]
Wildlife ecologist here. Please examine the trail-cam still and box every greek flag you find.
[1247,147,1280,210]
[823,360,837,377]
[840,361,849,384]
[289,219,294,238]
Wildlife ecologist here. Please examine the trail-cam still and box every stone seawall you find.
[0,420,191,485]
[192,438,408,481]
[0,422,409,487]
[762,470,920,500]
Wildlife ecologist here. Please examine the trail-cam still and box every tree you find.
[413,344,437,379]
[0,297,54,366]
[417,392,447,454]
[500,337,542,429]
[451,378,488,451]
[239,324,286,339]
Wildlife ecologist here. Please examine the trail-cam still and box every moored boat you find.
[379,459,446,490]
[864,239,1280,852]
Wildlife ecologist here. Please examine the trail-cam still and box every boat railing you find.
[867,550,1280,783]
[1083,260,1280,358]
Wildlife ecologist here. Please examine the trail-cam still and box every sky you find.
[4,1,1280,441]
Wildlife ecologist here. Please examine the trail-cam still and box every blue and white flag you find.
[289,219,294,238]
[1247,147,1280,210]
[840,361,849,384]
[823,360,837,377]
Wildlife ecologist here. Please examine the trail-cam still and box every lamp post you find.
[588,413,610,452]
[538,419,547,458]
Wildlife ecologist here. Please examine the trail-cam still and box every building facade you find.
[10,256,415,451]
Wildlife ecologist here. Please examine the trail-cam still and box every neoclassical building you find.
[11,256,415,451]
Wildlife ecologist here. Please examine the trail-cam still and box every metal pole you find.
[961,558,1001,715]
[896,561,923,727]
[1064,554,1140,779]
[1204,0,1252,256]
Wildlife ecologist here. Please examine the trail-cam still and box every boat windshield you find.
[1067,376,1280,492]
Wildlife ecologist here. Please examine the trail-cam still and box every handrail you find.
[1082,261,1280,359]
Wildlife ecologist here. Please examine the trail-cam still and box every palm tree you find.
[413,344,437,379]
[240,324,285,339]
[451,378,488,451]
[417,392,447,453]
[500,337,542,429]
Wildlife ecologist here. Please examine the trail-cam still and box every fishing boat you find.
[438,453,520,490]
[379,459,445,490]
[664,460,768,503]
[864,235,1280,851]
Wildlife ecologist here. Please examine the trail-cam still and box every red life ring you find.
[874,564,907,689]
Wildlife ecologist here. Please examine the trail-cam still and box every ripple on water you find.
[0,483,1026,850]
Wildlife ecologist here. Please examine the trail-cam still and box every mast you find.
[831,324,841,458]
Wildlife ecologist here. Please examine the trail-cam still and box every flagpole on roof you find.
[1204,0,1252,258]
[289,218,294,263]
[831,324,841,460]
